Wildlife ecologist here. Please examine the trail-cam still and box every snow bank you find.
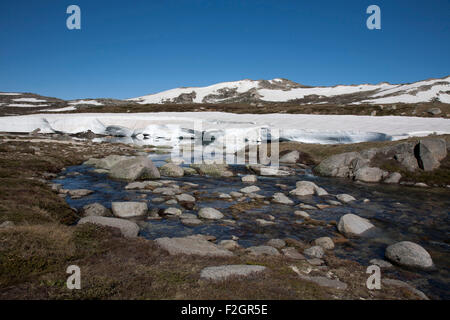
[0,113,448,147]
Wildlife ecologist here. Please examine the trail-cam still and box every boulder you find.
[200,265,266,281]
[125,181,162,189]
[198,207,224,220]
[427,107,441,115]
[336,194,356,203]
[417,139,447,171]
[281,247,305,260]
[354,166,387,183]
[279,150,300,163]
[266,239,286,249]
[248,164,293,176]
[246,245,280,256]
[303,246,324,259]
[176,193,196,203]
[155,235,233,257]
[314,152,363,177]
[164,207,182,216]
[82,203,112,217]
[159,163,184,177]
[338,213,375,237]
[84,155,130,170]
[111,202,148,218]
[290,181,327,196]
[385,241,433,269]
[240,185,260,194]
[384,172,402,184]
[394,153,419,172]
[67,189,93,199]
[241,175,257,183]
[219,240,240,250]
[78,216,139,238]
[190,163,232,177]
[181,218,203,226]
[294,210,310,218]
[314,237,335,250]
[272,193,294,205]
[109,156,160,181]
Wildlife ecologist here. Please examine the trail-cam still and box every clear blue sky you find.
[1,0,449,100]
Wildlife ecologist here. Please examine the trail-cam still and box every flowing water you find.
[53,153,450,299]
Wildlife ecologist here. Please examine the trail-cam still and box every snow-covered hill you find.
[129,76,450,105]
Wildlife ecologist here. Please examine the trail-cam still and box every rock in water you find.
[241,175,257,183]
[78,216,139,238]
[200,265,266,281]
[385,241,433,269]
[155,235,233,257]
[246,245,280,256]
[198,207,224,220]
[338,213,375,237]
[272,193,294,205]
[314,237,335,250]
[111,202,148,218]
[109,156,160,181]
[159,163,184,177]
[240,185,260,194]
[336,194,356,203]
[417,138,447,171]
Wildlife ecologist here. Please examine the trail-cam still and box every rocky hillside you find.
[129,76,450,105]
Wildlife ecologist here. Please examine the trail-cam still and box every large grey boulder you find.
[78,216,139,238]
[109,156,160,181]
[200,265,266,281]
[159,163,184,177]
[111,202,148,218]
[354,166,387,183]
[336,194,356,203]
[314,152,363,177]
[248,164,293,176]
[198,207,224,219]
[385,241,433,269]
[279,150,300,163]
[417,139,447,171]
[155,235,233,257]
[82,203,112,217]
[338,213,375,237]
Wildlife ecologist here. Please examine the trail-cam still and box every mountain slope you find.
[129,76,450,105]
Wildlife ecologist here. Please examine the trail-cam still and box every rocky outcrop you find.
[109,156,160,181]
[314,138,448,184]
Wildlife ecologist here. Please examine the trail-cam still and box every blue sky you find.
[0,0,449,100]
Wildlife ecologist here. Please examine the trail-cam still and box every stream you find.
[53,152,450,300]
